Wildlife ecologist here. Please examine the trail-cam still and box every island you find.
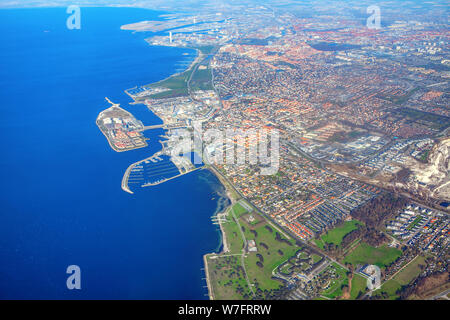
[96,97,147,152]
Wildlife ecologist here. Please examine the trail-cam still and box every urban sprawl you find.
[98,0,449,300]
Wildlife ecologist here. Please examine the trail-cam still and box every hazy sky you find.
[0,0,447,11]
[0,0,175,8]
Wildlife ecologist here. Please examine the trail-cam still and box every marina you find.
[122,152,204,193]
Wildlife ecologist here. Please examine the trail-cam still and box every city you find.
[112,0,449,301]
[0,0,448,307]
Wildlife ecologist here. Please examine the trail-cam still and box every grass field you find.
[315,220,362,249]
[372,255,426,300]
[350,274,367,299]
[314,239,325,250]
[221,208,244,254]
[148,70,192,98]
[233,202,248,218]
[343,242,402,268]
[196,45,217,55]
[208,202,302,299]
[190,65,213,91]
[392,256,426,285]
[242,220,298,292]
[396,107,450,130]
[374,279,402,300]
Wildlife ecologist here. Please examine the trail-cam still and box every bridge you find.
[142,123,188,131]
[142,124,165,130]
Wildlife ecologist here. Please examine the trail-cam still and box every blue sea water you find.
[0,7,228,299]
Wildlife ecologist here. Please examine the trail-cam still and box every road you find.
[430,288,450,300]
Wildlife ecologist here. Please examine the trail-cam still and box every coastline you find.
[125,46,201,102]
[145,46,203,87]
[203,254,215,300]
[121,26,230,300]
[1,7,229,300]
[121,20,236,300]
[119,33,201,192]
[202,165,239,300]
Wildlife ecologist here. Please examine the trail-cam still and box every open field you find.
[315,220,362,249]
[221,207,245,254]
[343,242,402,268]
[350,274,367,299]
[233,202,249,218]
[190,65,213,91]
[395,107,450,131]
[242,219,299,293]
[392,256,426,285]
[374,279,402,300]
[147,70,193,98]
[373,255,427,300]
[207,201,303,299]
